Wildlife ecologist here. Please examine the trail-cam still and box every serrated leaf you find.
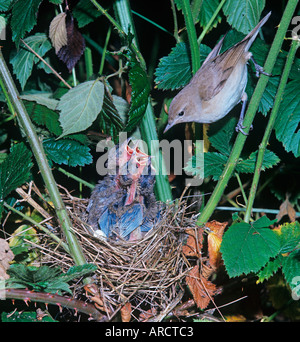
[21,92,59,111]
[58,264,97,283]
[0,0,13,12]
[10,33,52,90]
[11,0,42,43]
[257,256,283,283]
[274,80,300,157]
[49,12,67,53]
[274,222,300,254]
[236,150,280,174]
[220,220,281,277]
[43,138,92,167]
[208,115,238,155]
[0,143,32,200]
[23,100,62,136]
[58,80,104,137]
[282,250,300,298]
[197,0,221,30]
[125,63,150,132]
[155,42,211,91]
[73,0,102,28]
[223,0,265,34]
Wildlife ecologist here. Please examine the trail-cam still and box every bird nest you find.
[38,186,200,321]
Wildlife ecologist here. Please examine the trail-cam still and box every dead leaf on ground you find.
[186,265,218,310]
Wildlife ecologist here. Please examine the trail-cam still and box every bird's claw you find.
[235,121,252,135]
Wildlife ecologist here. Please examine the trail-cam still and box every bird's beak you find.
[163,122,173,133]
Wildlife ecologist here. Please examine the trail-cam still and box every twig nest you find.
[46,188,200,320]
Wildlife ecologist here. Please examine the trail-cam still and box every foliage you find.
[6,263,97,295]
[0,0,299,322]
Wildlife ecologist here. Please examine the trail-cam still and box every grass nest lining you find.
[50,186,200,320]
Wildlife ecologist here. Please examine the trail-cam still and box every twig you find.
[20,39,72,89]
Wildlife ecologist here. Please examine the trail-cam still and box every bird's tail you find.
[243,11,271,51]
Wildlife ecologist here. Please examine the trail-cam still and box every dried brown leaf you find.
[49,12,67,53]
[186,265,217,310]
[121,302,132,322]
[276,196,296,222]
[182,228,203,257]
[57,10,85,72]
[206,220,227,269]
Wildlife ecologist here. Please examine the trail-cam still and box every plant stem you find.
[57,167,94,189]
[196,0,299,225]
[3,202,70,254]
[113,0,172,202]
[197,0,226,45]
[4,288,105,321]
[244,38,300,222]
[99,25,112,75]
[0,50,86,266]
[181,0,200,73]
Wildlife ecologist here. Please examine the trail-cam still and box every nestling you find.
[164,12,271,135]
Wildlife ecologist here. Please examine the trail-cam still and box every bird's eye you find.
[178,111,184,117]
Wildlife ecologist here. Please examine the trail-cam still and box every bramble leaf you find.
[11,0,42,43]
[58,80,104,137]
[10,33,52,89]
[43,138,92,167]
[220,219,280,277]
[154,42,211,91]
[274,79,300,157]
[223,0,265,34]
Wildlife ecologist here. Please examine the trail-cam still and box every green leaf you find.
[43,138,92,167]
[256,256,283,283]
[154,42,211,91]
[197,0,221,30]
[11,0,43,43]
[220,219,281,277]
[58,264,97,283]
[23,100,62,136]
[10,33,52,89]
[282,249,300,299]
[208,116,238,156]
[73,0,102,27]
[0,0,13,12]
[274,221,300,254]
[223,0,265,34]
[1,311,57,322]
[274,80,300,157]
[0,143,32,200]
[125,63,150,132]
[236,150,280,174]
[58,80,105,137]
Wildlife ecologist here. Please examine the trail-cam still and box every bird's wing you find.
[119,204,144,239]
[196,39,248,101]
[98,208,117,237]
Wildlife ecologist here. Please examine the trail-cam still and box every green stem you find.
[244,38,300,222]
[3,202,70,254]
[181,0,200,73]
[197,0,299,225]
[113,0,172,202]
[0,50,86,266]
[57,167,94,189]
[99,25,112,75]
[197,0,226,45]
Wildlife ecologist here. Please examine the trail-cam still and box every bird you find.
[164,12,271,136]
[86,140,160,241]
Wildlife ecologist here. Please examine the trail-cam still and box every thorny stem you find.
[0,50,87,267]
[3,288,105,321]
[244,38,300,222]
[197,0,299,225]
